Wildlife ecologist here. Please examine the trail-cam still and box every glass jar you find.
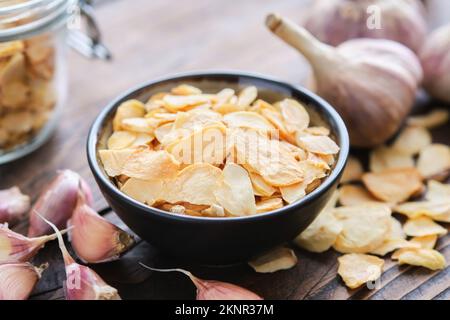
[0,0,109,164]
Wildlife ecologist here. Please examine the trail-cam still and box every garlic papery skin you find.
[140,265,263,300]
[0,187,30,225]
[28,170,93,237]
[68,191,134,264]
[266,14,423,148]
[0,262,47,300]
[0,224,58,263]
[302,0,427,52]
[39,213,121,300]
[419,23,450,103]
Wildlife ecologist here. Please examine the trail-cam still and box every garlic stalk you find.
[266,14,423,147]
[140,264,263,300]
[302,0,427,52]
[38,213,121,300]
[0,223,60,263]
[68,190,134,263]
[419,23,450,103]
[0,187,30,225]
[28,170,93,237]
[0,262,48,300]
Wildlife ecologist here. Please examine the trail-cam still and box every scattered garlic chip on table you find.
[397,248,446,271]
[407,109,449,129]
[338,185,383,207]
[248,247,298,273]
[391,126,432,156]
[369,146,415,173]
[403,216,448,237]
[416,144,450,179]
[362,168,423,203]
[337,254,384,289]
[426,180,450,201]
[333,204,392,254]
[340,156,364,184]
[394,201,450,223]
[410,235,438,250]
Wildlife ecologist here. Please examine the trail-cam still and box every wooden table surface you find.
[1,0,449,300]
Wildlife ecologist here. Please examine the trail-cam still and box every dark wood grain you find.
[0,0,449,300]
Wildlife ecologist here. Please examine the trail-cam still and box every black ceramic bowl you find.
[87,71,349,265]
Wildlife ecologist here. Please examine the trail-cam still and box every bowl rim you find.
[87,70,349,223]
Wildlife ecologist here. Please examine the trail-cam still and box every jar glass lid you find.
[0,0,77,41]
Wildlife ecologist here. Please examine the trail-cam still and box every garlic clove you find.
[140,264,263,300]
[301,0,427,52]
[419,23,450,103]
[28,170,93,237]
[0,186,30,225]
[0,223,59,263]
[0,262,48,300]
[266,14,422,148]
[68,190,134,263]
[38,213,121,300]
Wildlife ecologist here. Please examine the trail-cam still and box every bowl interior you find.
[90,72,349,220]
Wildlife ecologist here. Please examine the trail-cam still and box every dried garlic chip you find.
[340,156,364,184]
[237,86,257,107]
[171,84,202,95]
[214,163,256,216]
[98,149,135,177]
[120,178,164,205]
[171,164,222,206]
[397,248,446,271]
[0,41,24,58]
[174,109,222,131]
[234,130,303,187]
[130,133,154,147]
[122,149,179,180]
[337,254,384,289]
[169,205,186,214]
[280,160,326,203]
[338,185,382,207]
[403,216,447,237]
[256,197,283,213]
[260,108,290,139]
[248,247,297,273]
[107,131,136,150]
[410,235,438,249]
[215,88,235,105]
[1,81,29,108]
[426,180,450,201]
[249,172,276,197]
[121,117,154,133]
[392,126,431,156]
[163,94,215,111]
[333,204,391,253]
[417,144,450,179]
[201,204,225,217]
[113,100,145,131]
[294,191,341,253]
[223,111,275,132]
[279,99,310,132]
[296,135,339,155]
[154,123,173,143]
[407,109,449,129]
[389,217,407,240]
[370,239,419,256]
[167,124,226,165]
[304,126,330,136]
[362,168,423,203]
[394,201,450,222]
[369,146,414,173]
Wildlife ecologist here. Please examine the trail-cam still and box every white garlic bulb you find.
[302,0,427,52]
[266,14,423,147]
[419,23,450,103]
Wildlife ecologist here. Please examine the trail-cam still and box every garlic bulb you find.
[266,14,423,147]
[419,23,450,103]
[68,190,134,263]
[28,170,93,237]
[39,214,121,300]
[0,187,30,225]
[140,265,263,300]
[302,0,427,52]
[0,223,58,263]
[0,262,47,300]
